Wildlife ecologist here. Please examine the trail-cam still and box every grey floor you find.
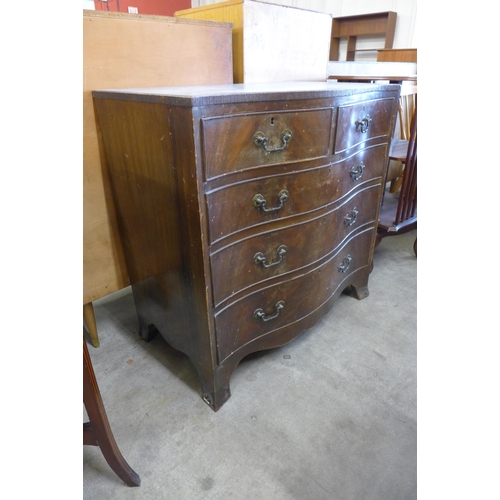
[83,229,417,500]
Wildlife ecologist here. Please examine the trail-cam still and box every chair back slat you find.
[395,104,417,226]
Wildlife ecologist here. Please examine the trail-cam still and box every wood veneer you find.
[93,82,400,410]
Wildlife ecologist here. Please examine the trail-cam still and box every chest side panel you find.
[93,99,182,284]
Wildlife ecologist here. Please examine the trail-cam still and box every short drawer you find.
[334,97,395,153]
[210,183,380,305]
[206,143,387,244]
[201,107,333,179]
[214,228,374,363]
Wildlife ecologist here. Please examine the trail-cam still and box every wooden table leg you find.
[83,302,100,348]
[83,338,141,487]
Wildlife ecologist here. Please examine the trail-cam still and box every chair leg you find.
[83,302,100,348]
[389,173,404,194]
[83,338,141,487]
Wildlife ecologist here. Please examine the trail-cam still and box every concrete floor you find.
[83,229,417,500]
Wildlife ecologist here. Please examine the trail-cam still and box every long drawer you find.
[210,182,380,305]
[206,143,388,245]
[201,107,334,179]
[214,228,374,363]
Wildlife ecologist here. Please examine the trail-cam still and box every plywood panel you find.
[175,1,245,82]
[243,1,331,83]
[83,10,233,304]
[175,0,332,83]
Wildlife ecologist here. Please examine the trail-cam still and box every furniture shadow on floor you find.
[92,288,203,395]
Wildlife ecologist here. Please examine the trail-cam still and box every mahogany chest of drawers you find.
[93,82,400,411]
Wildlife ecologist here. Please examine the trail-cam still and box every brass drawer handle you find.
[350,163,365,181]
[338,254,352,273]
[253,128,293,152]
[253,189,289,213]
[254,245,287,268]
[254,300,285,322]
[355,115,372,133]
[344,208,359,227]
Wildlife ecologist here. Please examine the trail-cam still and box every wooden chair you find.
[386,85,417,194]
[83,337,141,487]
[377,96,417,253]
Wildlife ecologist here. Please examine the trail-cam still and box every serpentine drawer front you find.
[335,98,395,153]
[93,82,400,411]
[214,228,374,363]
[210,183,381,305]
[202,107,334,178]
[206,143,388,245]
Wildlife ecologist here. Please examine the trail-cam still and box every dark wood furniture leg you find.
[83,303,100,348]
[83,338,141,487]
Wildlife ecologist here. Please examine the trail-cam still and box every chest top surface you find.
[92,81,400,106]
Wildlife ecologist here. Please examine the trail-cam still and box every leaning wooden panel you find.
[83,10,233,305]
[175,0,331,83]
[175,0,245,82]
